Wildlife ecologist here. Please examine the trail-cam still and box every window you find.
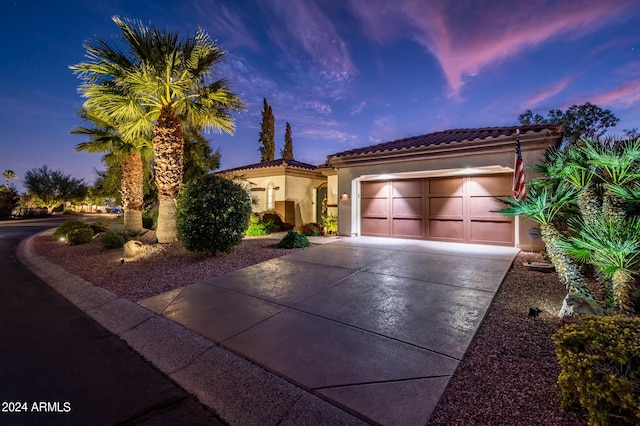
[267,182,275,210]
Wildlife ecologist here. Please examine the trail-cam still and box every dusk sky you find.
[2,0,640,193]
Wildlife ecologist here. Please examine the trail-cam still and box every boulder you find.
[559,292,604,324]
[123,240,148,259]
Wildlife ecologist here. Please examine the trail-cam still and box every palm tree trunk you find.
[121,150,144,231]
[153,107,184,243]
[612,269,637,315]
[540,223,598,300]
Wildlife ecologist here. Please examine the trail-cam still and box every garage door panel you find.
[430,177,463,195]
[362,218,389,236]
[393,180,423,197]
[469,175,512,196]
[429,219,464,241]
[392,219,423,239]
[392,197,423,218]
[361,181,388,198]
[470,220,513,245]
[469,196,507,219]
[429,197,463,217]
[362,198,389,217]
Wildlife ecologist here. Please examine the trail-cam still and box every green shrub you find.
[278,230,310,248]
[245,214,270,236]
[96,209,102,214]
[52,220,89,240]
[66,227,94,245]
[553,316,640,425]
[322,214,338,234]
[176,175,252,254]
[301,222,322,236]
[100,230,128,249]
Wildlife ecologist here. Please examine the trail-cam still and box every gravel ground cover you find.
[33,232,587,425]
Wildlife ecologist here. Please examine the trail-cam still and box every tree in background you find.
[281,122,294,160]
[518,102,619,145]
[182,124,222,183]
[2,170,17,189]
[72,16,243,243]
[259,98,275,161]
[24,165,87,214]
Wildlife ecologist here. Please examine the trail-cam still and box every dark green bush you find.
[278,230,310,248]
[52,220,89,240]
[176,175,251,254]
[66,227,94,245]
[553,316,640,425]
[301,222,322,236]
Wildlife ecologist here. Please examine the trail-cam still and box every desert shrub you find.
[66,227,94,245]
[301,222,322,236]
[96,209,102,214]
[278,230,310,248]
[0,188,19,219]
[176,175,251,254]
[553,316,640,425]
[100,229,128,249]
[262,212,286,231]
[322,214,338,234]
[52,220,89,240]
[245,214,270,236]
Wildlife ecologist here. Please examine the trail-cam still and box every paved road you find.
[0,218,220,425]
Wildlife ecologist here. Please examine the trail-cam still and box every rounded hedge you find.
[176,175,252,254]
[278,230,310,248]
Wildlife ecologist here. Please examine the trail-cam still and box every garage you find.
[360,174,514,246]
[328,125,563,249]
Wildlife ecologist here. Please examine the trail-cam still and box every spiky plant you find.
[497,181,598,301]
[562,215,640,315]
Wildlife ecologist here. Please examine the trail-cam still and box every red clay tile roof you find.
[328,124,562,158]
[217,158,318,174]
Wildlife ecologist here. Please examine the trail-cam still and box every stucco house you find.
[324,125,562,249]
[216,158,334,229]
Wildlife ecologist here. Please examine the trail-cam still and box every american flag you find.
[513,129,526,200]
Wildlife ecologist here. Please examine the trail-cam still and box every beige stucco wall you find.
[245,175,287,213]
[284,175,326,227]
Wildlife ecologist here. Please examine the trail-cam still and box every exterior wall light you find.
[340,193,350,200]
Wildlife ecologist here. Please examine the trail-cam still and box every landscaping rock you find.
[559,292,604,323]
[123,240,148,259]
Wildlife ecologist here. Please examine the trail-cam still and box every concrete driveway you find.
[140,237,519,425]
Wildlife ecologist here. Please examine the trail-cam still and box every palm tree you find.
[2,170,17,188]
[73,110,151,231]
[497,181,599,301]
[71,17,243,243]
[563,215,640,314]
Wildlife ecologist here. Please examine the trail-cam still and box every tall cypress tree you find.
[281,122,294,160]
[258,98,275,161]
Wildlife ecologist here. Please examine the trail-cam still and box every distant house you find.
[216,158,335,229]
[325,125,562,249]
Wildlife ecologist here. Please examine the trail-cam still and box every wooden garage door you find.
[361,175,513,245]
